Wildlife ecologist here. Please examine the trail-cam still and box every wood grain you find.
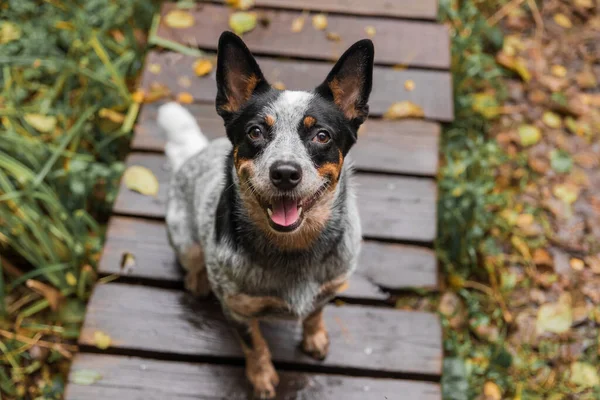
[157,3,451,69]
[134,101,441,176]
[206,0,439,20]
[79,283,443,377]
[98,216,438,297]
[140,51,454,121]
[66,354,442,400]
[113,153,437,242]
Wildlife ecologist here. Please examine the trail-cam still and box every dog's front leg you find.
[232,318,279,399]
[301,307,329,360]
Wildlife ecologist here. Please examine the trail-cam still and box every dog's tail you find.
[157,102,209,172]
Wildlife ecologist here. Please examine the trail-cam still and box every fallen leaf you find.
[383,101,424,119]
[404,80,415,91]
[575,0,594,8]
[576,66,597,89]
[542,111,561,128]
[553,183,579,204]
[518,124,541,146]
[550,65,567,78]
[550,149,572,173]
[312,14,328,31]
[573,152,598,169]
[24,114,57,133]
[120,252,136,274]
[496,52,531,82]
[291,14,306,33]
[93,331,111,350]
[533,249,553,268]
[99,108,126,124]
[193,59,213,77]
[272,81,286,90]
[225,0,255,10]
[123,165,159,196]
[178,76,192,88]
[66,272,77,286]
[570,362,600,388]
[536,295,572,335]
[364,26,376,37]
[516,214,534,229]
[26,279,62,311]
[132,89,145,103]
[229,11,257,36]
[511,236,531,260]
[71,369,102,385]
[326,32,341,42]
[553,13,572,28]
[570,258,584,271]
[177,92,194,104]
[148,63,161,74]
[472,93,500,119]
[483,381,501,400]
[0,22,21,44]
[164,9,195,29]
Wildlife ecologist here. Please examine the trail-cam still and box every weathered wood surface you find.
[98,216,438,297]
[79,283,443,377]
[134,102,441,176]
[158,3,450,69]
[66,354,442,400]
[112,153,437,242]
[140,52,454,121]
[207,0,439,20]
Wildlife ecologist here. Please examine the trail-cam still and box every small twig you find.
[462,280,495,297]
[527,0,544,43]
[0,256,23,277]
[488,0,526,26]
[0,329,77,357]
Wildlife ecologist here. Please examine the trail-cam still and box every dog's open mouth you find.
[265,189,324,232]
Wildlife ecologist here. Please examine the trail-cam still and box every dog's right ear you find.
[216,31,269,121]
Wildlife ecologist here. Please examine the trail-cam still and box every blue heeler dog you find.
[157,31,374,399]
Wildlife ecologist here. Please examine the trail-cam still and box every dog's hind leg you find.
[180,243,211,298]
[231,318,279,399]
[301,307,330,360]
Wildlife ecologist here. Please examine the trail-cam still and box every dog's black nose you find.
[270,161,302,190]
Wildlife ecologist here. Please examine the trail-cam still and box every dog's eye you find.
[313,131,331,144]
[247,126,263,140]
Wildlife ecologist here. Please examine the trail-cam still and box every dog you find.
[157,31,374,399]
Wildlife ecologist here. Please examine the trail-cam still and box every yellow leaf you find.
[148,63,161,74]
[542,111,561,128]
[553,13,572,28]
[272,81,286,90]
[570,258,585,271]
[24,114,57,133]
[511,236,531,260]
[497,52,530,82]
[312,14,328,31]
[553,183,579,204]
[404,79,415,91]
[66,272,77,286]
[570,362,600,388]
[518,124,541,146]
[93,331,111,350]
[193,59,213,77]
[536,294,572,335]
[472,92,500,119]
[383,101,424,119]
[575,0,594,8]
[132,89,145,103]
[229,11,257,36]
[516,214,534,229]
[99,108,126,124]
[0,22,21,44]
[178,76,192,88]
[164,10,195,29]
[291,14,306,33]
[225,0,255,10]
[551,65,567,78]
[123,165,159,196]
[483,382,501,400]
[365,26,376,37]
[177,92,194,104]
[326,32,341,42]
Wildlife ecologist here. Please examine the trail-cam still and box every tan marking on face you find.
[233,146,254,180]
[241,320,279,398]
[265,114,276,127]
[329,77,362,120]
[225,293,290,319]
[302,308,329,360]
[303,116,316,129]
[317,150,344,186]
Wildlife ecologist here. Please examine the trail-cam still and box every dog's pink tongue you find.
[270,198,299,227]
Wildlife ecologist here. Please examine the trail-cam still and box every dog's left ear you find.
[216,31,270,120]
[315,39,374,126]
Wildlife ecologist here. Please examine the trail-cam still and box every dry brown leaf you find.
[131,89,145,103]
[533,249,553,268]
[483,382,501,400]
[570,258,585,271]
[511,236,531,260]
[550,65,567,78]
[553,13,573,28]
[553,183,579,204]
[177,92,194,104]
[326,32,341,42]
[516,213,534,229]
[291,14,306,33]
[26,279,62,311]
[164,10,195,29]
[383,101,424,119]
[193,59,213,77]
[123,165,159,196]
[312,14,328,31]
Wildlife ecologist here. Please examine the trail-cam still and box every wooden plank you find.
[157,3,451,69]
[113,153,437,242]
[140,51,454,121]
[79,283,443,377]
[208,0,439,20]
[134,102,440,176]
[98,216,438,296]
[66,354,442,400]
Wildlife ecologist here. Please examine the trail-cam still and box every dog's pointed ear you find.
[216,31,269,119]
[315,39,374,126]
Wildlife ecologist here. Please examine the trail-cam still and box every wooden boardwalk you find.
[66,1,452,398]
